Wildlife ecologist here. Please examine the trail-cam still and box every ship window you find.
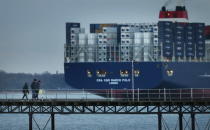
[126,47,129,49]
[126,35,129,38]
[99,47,101,49]
[126,29,129,32]
[103,29,106,32]
[120,70,129,77]
[87,70,92,78]
[104,47,106,49]
[122,35,125,37]
[121,29,125,32]
[134,70,140,77]
[166,69,174,77]
[71,30,75,33]
[99,41,102,44]
[96,70,107,77]
[104,41,107,44]
[103,36,107,39]
[126,41,129,43]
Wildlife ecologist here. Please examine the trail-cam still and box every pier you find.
[0,88,210,130]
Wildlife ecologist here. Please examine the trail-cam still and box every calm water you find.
[0,91,209,130]
[0,114,209,130]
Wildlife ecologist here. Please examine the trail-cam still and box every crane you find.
[159,0,188,21]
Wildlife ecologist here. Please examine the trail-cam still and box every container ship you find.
[64,0,210,93]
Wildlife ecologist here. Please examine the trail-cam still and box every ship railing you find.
[0,88,210,101]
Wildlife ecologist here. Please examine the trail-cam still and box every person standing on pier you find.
[22,82,29,99]
[30,79,37,99]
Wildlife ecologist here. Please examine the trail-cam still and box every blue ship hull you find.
[64,62,210,89]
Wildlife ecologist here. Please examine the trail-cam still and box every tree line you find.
[0,70,71,90]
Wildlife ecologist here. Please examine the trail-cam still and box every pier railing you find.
[0,88,210,101]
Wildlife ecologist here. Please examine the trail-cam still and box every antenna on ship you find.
[159,0,188,22]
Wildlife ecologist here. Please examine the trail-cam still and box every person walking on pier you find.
[35,80,41,99]
[31,79,37,99]
[22,82,29,99]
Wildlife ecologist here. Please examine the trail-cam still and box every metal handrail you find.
[0,88,210,101]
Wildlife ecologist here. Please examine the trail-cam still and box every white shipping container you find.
[134,32,143,39]
[103,27,117,33]
[98,33,117,39]
[71,34,79,39]
[98,45,107,51]
[106,33,117,39]
[121,33,134,39]
[87,52,95,56]
[121,39,134,44]
[143,32,152,38]
[121,27,139,33]
[79,53,85,57]
[143,38,152,45]
[88,39,97,45]
[70,39,78,45]
[80,28,85,33]
[134,39,142,44]
[133,47,142,52]
[71,28,80,34]
[79,40,87,45]
[133,57,141,62]
[87,59,94,62]
[88,33,98,39]
[98,39,104,44]
[78,57,85,62]
[87,47,95,52]
[79,34,87,40]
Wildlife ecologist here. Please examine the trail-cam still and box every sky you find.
[0,0,210,74]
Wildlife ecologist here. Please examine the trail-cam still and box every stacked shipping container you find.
[65,23,80,62]
[158,21,174,60]
[65,22,206,63]
[158,21,206,61]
